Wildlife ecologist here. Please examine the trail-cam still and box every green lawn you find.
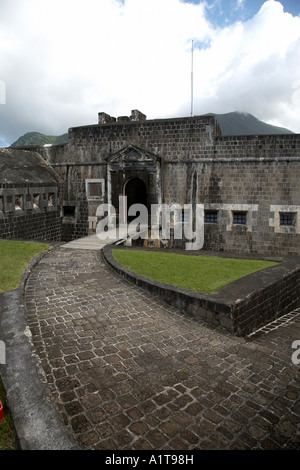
[112,249,279,294]
[0,238,50,449]
[0,239,49,293]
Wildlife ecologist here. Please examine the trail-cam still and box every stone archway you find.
[106,144,162,226]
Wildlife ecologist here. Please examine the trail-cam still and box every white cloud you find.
[235,0,245,9]
[0,0,213,143]
[189,0,300,132]
[0,0,300,145]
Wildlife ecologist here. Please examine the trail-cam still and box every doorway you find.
[124,177,147,221]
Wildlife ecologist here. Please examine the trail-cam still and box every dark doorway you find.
[124,177,147,220]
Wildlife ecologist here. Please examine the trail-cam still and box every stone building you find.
[0,148,61,241]
[3,110,300,255]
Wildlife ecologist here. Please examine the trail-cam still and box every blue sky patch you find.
[182,0,300,27]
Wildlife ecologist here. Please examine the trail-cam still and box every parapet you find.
[98,112,117,125]
[130,110,147,121]
[98,110,147,125]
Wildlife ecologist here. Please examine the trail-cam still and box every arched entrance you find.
[106,144,162,228]
[124,177,147,221]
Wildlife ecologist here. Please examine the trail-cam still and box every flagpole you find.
[191,39,194,117]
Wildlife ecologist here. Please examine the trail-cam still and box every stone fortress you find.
[1,109,300,256]
[2,112,300,450]
[1,110,300,336]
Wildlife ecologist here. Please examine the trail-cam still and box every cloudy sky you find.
[0,0,300,146]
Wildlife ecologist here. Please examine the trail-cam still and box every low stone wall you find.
[103,246,300,337]
[0,208,61,241]
[0,149,62,242]
[232,265,300,335]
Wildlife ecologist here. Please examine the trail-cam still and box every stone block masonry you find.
[0,149,62,241]
[197,159,300,255]
[19,246,300,449]
[0,205,61,241]
[10,111,300,255]
[104,245,300,337]
[232,265,300,336]
[59,113,221,164]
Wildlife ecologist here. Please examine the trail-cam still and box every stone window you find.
[33,194,40,209]
[0,196,3,213]
[269,205,300,233]
[205,210,218,223]
[15,195,23,211]
[280,213,296,226]
[86,179,104,200]
[233,211,247,225]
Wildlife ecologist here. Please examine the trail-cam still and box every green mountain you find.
[10,131,68,147]
[207,112,294,136]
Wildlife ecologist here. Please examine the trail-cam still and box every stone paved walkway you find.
[24,246,300,450]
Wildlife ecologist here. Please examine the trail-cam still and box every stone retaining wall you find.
[103,246,300,337]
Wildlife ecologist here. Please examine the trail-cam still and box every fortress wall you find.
[215,134,300,159]
[13,114,300,253]
[163,158,300,255]
[65,115,219,163]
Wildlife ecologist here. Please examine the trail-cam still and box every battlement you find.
[98,109,147,125]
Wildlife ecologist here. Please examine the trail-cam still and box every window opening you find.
[233,211,247,225]
[63,206,75,218]
[15,195,23,211]
[205,211,218,223]
[33,194,40,209]
[280,213,295,226]
[48,193,55,207]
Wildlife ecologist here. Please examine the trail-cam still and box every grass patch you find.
[0,377,17,450]
[112,249,279,294]
[0,239,49,293]
[0,239,49,448]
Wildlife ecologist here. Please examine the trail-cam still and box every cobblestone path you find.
[24,247,300,450]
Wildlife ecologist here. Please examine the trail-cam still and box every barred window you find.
[280,213,295,226]
[233,211,247,225]
[205,211,218,223]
